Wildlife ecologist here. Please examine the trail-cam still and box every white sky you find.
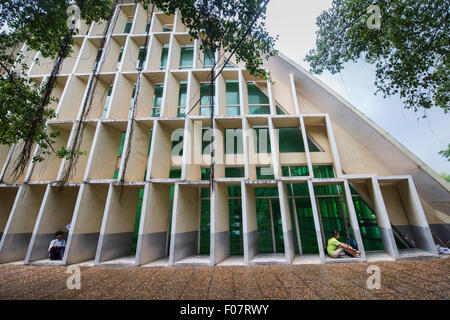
[266,0,450,175]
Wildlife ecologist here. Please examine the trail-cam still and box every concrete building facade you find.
[0,1,448,267]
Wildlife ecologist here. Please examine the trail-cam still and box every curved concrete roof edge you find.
[277,52,450,194]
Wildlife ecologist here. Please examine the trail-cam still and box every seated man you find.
[327,230,360,258]
[48,231,66,260]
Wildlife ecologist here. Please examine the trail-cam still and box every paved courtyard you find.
[0,258,448,300]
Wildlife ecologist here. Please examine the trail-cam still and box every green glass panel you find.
[136,47,147,70]
[113,169,119,179]
[124,22,132,34]
[279,128,304,153]
[229,197,244,255]
[282,166,309,177]
[169,168,181,179]
[255,197,284,254]
[255,187,278,197]
[179,45,194,68]
[308,137,321,152]
[160,45,169,69]
[249,105,271,115]
[247,82,269,105]
[228,185,242,198]
[226,82,240,105]
[162,25,173,32]
[224,128,243,154]
[152,85,163,117]
[225,167,245,178]
[117,46,124,64]
[286,183,309,197]
[253,127,271,153]
[201,167,210,180]
[226,106,240,116]
[204,48,215,67]
[130,188,144,255]
[171,129,184,156]
[313,165,335,178]
[256,166,274,180]
[202,127,211,154]
[199,189,210,255]
[117,131,126,157]
[147,129,152,156]
[178,83,187,108]
[353,196,384,251]
[291,198,319,254]
[200,83,215,106]
[276,105,285,115]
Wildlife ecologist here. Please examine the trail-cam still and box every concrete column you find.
[397,177,438,255]
[211,182,230,265]
[368,177,399,259]
[136,182,171,265]
[25,186,79,264]
[307,180,326,264]
[343,180,366,261]
[169,184,201,264]
[63,184,109,265]
[241,182,259,264]
[277,181,295,263]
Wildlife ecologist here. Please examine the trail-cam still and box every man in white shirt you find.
[48,231,66,260]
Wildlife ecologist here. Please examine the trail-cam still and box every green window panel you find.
[276,105,285,115]
[225,167,245,178]
[166,186,175,256]
[255,197,284,254]
[247,82,270,115]
[278,128,304,153]
[124,21,133,34]
[147,129,152,156]
[353,196,384,251]
[130,188,145,255]
[136,46,147,70]
[199,189,210,255]
[318,197,353,243]
[102,85,113,118]
[116,46,124,70]
[179,45,194,69]
[113,169,119,179]
[169,168,181,179]
[160,45,169,69]
[278,128,321,153]
[94,48,102,70]
[145,22,150,33]
[313,165,335,178]
[177,83,187,117]
[289,198,319,254]
[226,81,240,116]
[255,187,278,197]
[171,129,184,156]
[201,167,210,180]
[224,128,243,154]
[162,24,173,32]
[229,185,243,255]
[253,127,271,153]
[256,166,274,180]
[200,83,214,116]
[151,85,163,117]
[228,185,242,197]
[202,127,211,154]
[282,166,309,177]
[117,131,126,157]
[204,47,215,67]
[286,183,309,197]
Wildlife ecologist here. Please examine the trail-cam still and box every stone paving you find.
[0,258,448,300]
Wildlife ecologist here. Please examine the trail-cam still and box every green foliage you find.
[438,144,450,161]
[305,0,449,114]
[439,172,450,183]
[0,0,112,175]
[142,0,278,79]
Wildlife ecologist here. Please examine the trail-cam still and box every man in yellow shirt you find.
[327,230,360,258]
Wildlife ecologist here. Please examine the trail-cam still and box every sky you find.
[265,0,450,175]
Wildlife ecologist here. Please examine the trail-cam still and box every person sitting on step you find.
[327,230,360,258]
[48,231,66,260]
